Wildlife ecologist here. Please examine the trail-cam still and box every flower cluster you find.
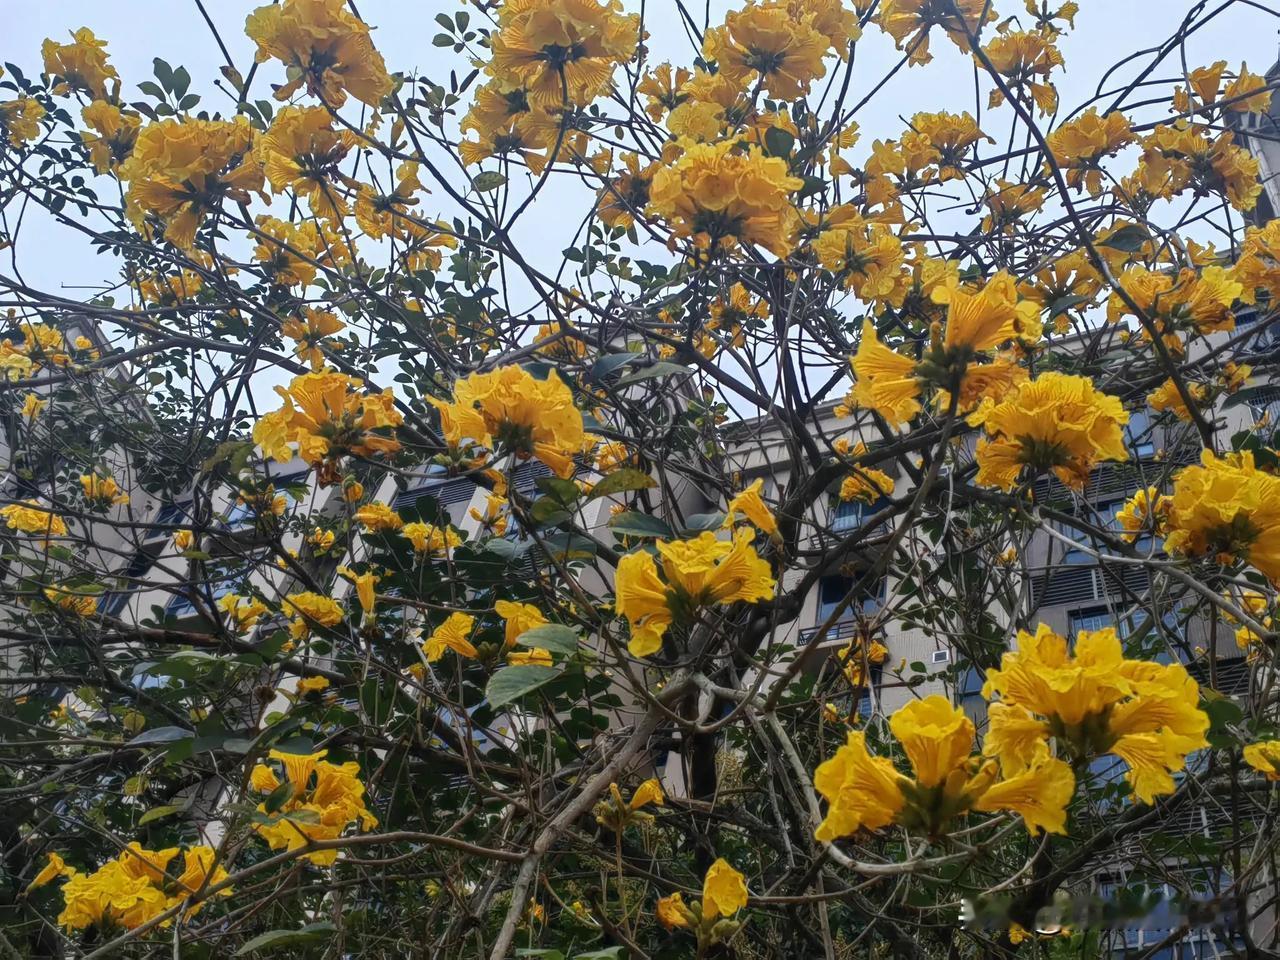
[118,117,262,250]
[984,625,1210,803]
[615,531,776,657]
[1164,450,1280,583]
[253,371,402,483]
[815,695,1075,841]
[648,139,804,257]
[249,749,377,865]
[431,365,586,478]
[655,858,749,950]
[970,372,1129,491]
[35,844,230,932]
[245,0,391,107]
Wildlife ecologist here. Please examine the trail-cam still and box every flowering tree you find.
[2,1,1280,957]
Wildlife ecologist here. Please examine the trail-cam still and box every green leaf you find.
[1223,384,1276,410]
[472,171,508,192]
[152,58,174,91]
[433,34,456,47]
[587,468,655,500]
[515,951,565,960]
[138,804,182,826]
[607,511,673,538]
[1099,224,1149,252]
[235,923,338,956]
[589,352,640,382]
[130,726,193,746]
[486,664,561,708]
[684,511,727,532]
[617,361,688,385]
[516,624,579,656]
[573,950,626,960]
[535,474,582,504]
[1046,293,1093,318]
[531,497,571,525]
[764,126,795,158]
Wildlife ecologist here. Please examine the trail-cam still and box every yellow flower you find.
[355,501,403,532]
[249,749,377,866]
[217,593,268,632]
[253,215,346,287]
[246,0,392,107]
[1,98,47,145]
[984,625,1209,804]
[80,472,128,506]
[118,117,263,250]
[256,106,356,221]
[656,891,691,930]
[616,532,776,658]
[1047,108,1134,196]
[630,777,665,810]
[702,858,748,920]
[1147,378,1208,422]
[485,0,639,109]
[423,612,478,662]
[1139,123,1262,211]
[648,139,805,258]
[282,308,346,371]
[81,100,141,173]
[431,366,585,479]
[1164,450,1280,583]
[172,529,194,552]
[1,500,68,538]
[20,393,46,419]
[813,218,909,306]
[703,2,834,101]
[283,591,345,638]
[508,647,553,666]
[458,81,555,173]
[598,152,659,228]
[933,270,1041,353]
[29,852,77,890]
[295,675,330,696]
[494,600,548,648]
[1115,487,1170,542]
[401,522,462,554]
[254,370,402,478]
[850,320,921,428]
[970,373,1129,491]
[42,28,117,98]
[889,695,975,788]
[818,695,1075,837]
[813,730,906,840]
[980,30,1064,115]
[43,586,99,617]
[1244,741,1280,780]
[877,0,997,66]
[724,478,778,537]
[57,845,175,932]
[168,846,232,918]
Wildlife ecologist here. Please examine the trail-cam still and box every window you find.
[393,467,477,526]
[958,664,984,698]
[929,649,950,665]
[100,550,157,616]
[857,664,884,718]
[165,554,264,618]
[817,574,886,622]
[1057,498,1124,564]
[1069,605,1116,636]
[1125,410,1155,459]
[1247,386,1280,425]
[830,498,863,533]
